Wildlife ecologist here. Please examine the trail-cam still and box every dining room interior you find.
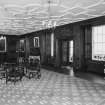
[0,0,105,105]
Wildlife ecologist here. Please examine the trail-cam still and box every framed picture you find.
[0,36,6,52]
[34,37,39,48]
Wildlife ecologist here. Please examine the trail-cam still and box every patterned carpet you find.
[0,69,105,105]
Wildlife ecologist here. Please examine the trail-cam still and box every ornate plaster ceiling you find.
[0,0,105,35]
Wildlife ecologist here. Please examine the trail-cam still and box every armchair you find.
[26,56,41,79]
[5,63,23,84]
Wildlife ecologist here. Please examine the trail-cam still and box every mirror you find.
[20,39,25,52]
[16,39,25,52]
[0,36,6,52]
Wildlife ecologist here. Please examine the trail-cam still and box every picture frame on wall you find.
[0,36,6,52]
[34,37,39,48]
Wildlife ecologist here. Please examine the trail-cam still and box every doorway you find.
[61,39,74,75]
[61,40,73,65]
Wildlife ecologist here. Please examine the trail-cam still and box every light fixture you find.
[0,36,5,39]
[42,20,56,29]
[42,0,57,29]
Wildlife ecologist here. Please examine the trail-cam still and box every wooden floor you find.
[0,68,105,105]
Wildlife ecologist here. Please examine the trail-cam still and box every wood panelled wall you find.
[0,35,19,63]
[1,15,105,74]
[84,25,92,61]
[73,25,84,72]
[40,30,52,65]
[7,36,18,62]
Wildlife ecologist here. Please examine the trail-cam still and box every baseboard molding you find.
[41,65,69,75]
[87,70,105,77]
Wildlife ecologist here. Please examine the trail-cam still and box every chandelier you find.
[42,20,56,29]
[42,0,57,29]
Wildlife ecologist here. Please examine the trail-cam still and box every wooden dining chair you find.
[26,58,41,79]
[5,63,23,84]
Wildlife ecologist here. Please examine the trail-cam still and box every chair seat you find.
[28,70,38,72]
[8,72,20,77]
[0,70,5,73]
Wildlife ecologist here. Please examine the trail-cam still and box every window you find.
[34,37,39,48]
[0,36,6,52]
[92,25,105,61]
[51,33,54,57]
[69,40,73,62]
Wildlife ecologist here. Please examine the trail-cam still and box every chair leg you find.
[37,71,41,79]
[28,72,31,79]
[20,75,22,81]
[6,78,7,84]
[6,75,8,84]
[14,76,16,85]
